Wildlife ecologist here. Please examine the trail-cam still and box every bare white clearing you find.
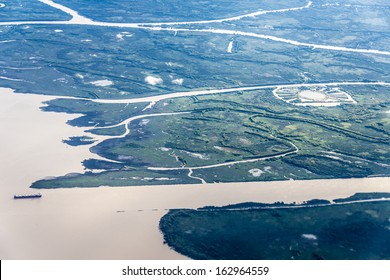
[116,32,133,40]
[172,78,184,85]
[145,76,163,86]
[302,234,318,240]
[249,169,264,177]
[227,40,234,53]
[298,90,327,101]
[90,79,113,87]
[274,86,357,106]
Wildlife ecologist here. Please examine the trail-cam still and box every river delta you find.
[0,0,389,259]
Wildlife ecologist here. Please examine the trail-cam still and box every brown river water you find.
[1,88,389,259]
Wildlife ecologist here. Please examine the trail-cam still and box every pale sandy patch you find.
[139,118,150,126]
[249,168,264,177]
[302,234,317,240]
[227,40,234,53]
[90,80,114,87]
[239,137,252,145]
[145,76,163,86]
[90,79,113,87]
[116,32,133,40]
[182,151,210,160]
[172,78,184,85]
[214,145,240,153]
[298,90,327,101]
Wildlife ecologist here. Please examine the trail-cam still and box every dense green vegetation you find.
[31,83,390,187]
[1,0,389,263]
[41,99,148,127]
[1,21,389,100]
[0,0,389,188]
[63,136,96,146]
[217,0,390,51]
[91,110,294,167]
[160,193,390,259]
[31,168,197,189]
[333,192,390,203]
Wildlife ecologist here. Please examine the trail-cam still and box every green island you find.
[159,193,390,260]
[32,84,390,188]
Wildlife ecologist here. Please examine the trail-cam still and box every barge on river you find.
[14,193,42,199]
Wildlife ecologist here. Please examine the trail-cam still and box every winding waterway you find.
[1,1,389,56]
[0,0,389,259]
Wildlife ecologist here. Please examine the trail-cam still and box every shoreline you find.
[31,175,390,192]
[2,1,390,56]
[1,0,390,260]
[1,87,389,259]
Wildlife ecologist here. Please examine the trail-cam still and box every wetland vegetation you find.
[1,0,389,261]
[160,193,390,260]
[0,0,389,188]
[32,84,390,187]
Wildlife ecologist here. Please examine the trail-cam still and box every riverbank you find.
[1,87,389,259]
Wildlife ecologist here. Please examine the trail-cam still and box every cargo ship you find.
[14,193,42,199]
